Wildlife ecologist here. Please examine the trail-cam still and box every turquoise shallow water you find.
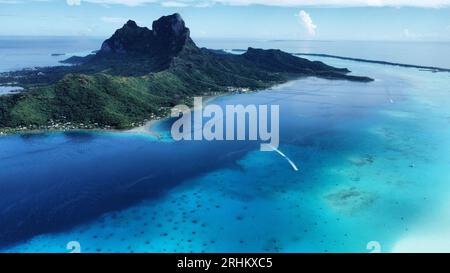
[2,56,450,253]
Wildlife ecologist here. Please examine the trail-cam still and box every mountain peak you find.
[99,13,194,56]
[125,20,138,28]
[152,13,186,36]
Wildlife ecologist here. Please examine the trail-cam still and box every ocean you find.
[1,37,450,252]
[2,37,450,72]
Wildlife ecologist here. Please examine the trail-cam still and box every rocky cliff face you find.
[99,13,195,56]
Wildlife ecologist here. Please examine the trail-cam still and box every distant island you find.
[295,53,450,73]
[0,13,372,134]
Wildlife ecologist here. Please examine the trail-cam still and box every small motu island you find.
[0,13,372,134]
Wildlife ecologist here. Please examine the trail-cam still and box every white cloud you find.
[68,0,213,7]
[97,0,156,5]
[66,0,157,6]
[66,0,81,5]
[194,1,213,7]
[297,10,316,36]
[402,28,442,40]
[0,0,52,3]
[61,0,450,8]
[161,1,189,7]
[211,0,450,8]
[403,28,415,38]
[0,0,22,3]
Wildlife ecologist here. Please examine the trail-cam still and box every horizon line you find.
[0,35,449,44]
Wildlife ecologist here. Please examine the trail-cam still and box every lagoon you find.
[1,39,450,252]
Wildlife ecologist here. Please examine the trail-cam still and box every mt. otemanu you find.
[0,13,373,132]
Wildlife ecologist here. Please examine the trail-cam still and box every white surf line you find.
[267,145,299,171]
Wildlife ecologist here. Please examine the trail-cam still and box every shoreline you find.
[123,92,233,138]
[0,91,233,138]
[124,119,163,139]
[0,77,314,138]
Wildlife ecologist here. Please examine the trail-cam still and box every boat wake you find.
[267,145,299,171]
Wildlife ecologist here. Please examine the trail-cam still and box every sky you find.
[0,0,450,41]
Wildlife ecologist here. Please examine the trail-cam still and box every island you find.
[0,13,373,134]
